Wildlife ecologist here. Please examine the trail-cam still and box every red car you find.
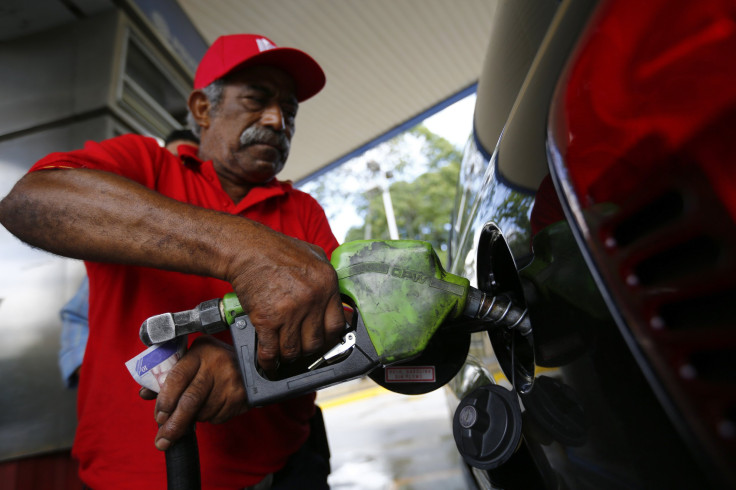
[446,0,736,488]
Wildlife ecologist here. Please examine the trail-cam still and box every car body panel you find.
[447,0,736,488]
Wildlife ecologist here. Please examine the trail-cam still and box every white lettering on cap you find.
[256,38,277,52]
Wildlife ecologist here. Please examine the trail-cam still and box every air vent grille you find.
[589,164,736,480]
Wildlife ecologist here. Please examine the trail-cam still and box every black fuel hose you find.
[164,423,201,490]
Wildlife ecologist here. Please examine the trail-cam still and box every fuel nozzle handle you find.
[139,298,228,346]
[463,287,531,336]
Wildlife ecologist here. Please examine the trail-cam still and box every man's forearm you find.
[0,168,253,281]
[2,166,346,447]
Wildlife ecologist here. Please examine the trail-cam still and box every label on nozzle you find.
[125,337,187,393]
[384,366,436,383]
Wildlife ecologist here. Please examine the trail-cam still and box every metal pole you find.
[381,185,399,240]
[367,160,399,240]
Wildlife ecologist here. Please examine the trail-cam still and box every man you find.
[0,34,344,489]
[58,130,201,389]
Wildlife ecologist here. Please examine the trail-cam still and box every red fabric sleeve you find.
[29,134,165,188]
[294,189,340,257]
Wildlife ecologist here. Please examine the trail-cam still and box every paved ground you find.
[317,378,468,490]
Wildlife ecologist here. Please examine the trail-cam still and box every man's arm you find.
[2,169,248,279]
[0,168,345,447]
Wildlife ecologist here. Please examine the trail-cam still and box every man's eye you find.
[244,96,266,106]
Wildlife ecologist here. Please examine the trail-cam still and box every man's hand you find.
[142,335,247,451]
[224,231,345,373]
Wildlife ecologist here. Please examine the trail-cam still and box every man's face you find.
[203,66,298,186]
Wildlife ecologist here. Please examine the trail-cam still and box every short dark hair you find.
[164,129,199,146]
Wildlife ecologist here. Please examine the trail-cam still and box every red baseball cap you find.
[193,34,326,102]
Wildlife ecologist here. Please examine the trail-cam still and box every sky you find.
[423,94,476,148]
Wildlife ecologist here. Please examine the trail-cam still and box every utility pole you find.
[367,160,399,240]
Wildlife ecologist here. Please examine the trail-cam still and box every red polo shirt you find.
[30,134,339,489]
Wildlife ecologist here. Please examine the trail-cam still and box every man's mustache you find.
[239,126,290,158]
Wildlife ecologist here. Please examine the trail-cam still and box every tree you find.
[298,123,464,266]
[343,126,463,265]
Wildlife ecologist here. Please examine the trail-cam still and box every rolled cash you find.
[126,337,187,393]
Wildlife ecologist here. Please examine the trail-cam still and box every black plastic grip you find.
[230,314,380,407]
[165,423,201,490]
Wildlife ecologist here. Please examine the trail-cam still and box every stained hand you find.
[144,335,247,451]
[227,234,345,373]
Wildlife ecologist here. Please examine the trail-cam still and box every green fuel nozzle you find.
[139,240,532,407]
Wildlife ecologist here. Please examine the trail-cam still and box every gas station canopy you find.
[1,0,496,182]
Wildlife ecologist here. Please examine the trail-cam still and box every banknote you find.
[126,337,187,393]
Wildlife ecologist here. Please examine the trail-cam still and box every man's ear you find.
[188,90,211,130]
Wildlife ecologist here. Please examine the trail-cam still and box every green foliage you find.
[344,126,462,266]
[409,125,463,172]
[298,122,466,267]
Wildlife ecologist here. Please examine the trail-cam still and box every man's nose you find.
[260,103,285,131]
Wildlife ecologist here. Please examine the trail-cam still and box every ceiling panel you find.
[177,0,498,182]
